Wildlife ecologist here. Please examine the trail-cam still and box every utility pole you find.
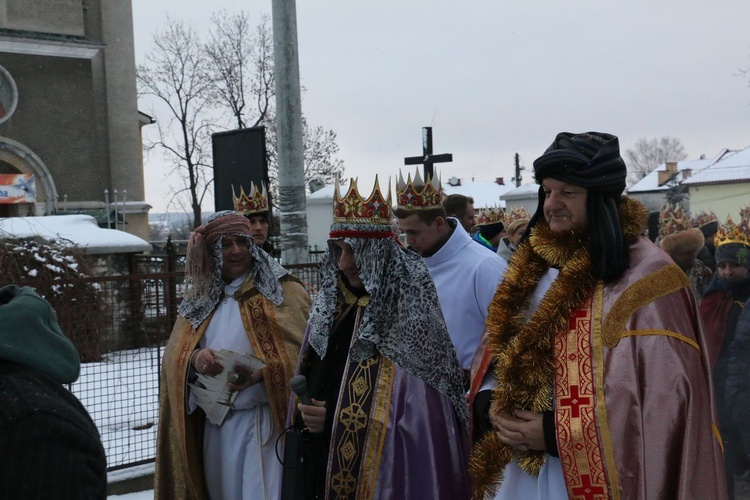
[511,153,525,187]
[272,0,308,264]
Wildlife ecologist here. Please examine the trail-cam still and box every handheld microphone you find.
[288,375,313,405]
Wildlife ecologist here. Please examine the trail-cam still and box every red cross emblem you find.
[559,385,590,419]
[571,473,605,498]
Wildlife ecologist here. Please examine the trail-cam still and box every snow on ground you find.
[75,347,162,470]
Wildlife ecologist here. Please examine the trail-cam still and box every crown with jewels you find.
[693,211,718,229]
[741,205,750,226]
[475,206,504,227]
[715,207,750,248]
[658,202,693,239]
[332,176,392,226]
[396,169,443,211]
[232,182,269,216]
[505,206,531,226]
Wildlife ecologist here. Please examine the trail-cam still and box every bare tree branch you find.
[625,136,688,187]
[137,18,219,228]
[139,12,344,226]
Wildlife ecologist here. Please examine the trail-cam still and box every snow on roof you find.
[627,158,715,193]
[682,146,750,185]
[306,179,515,209]
[0,215,151,254]
[307,184,336,202]
[499,182,540,200]
[442,180,513,209]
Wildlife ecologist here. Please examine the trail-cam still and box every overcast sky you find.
[132,0,750,212]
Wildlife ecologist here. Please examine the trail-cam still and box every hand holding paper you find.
[188,349,267,425]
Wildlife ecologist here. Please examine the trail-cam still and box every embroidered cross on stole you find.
[555,285,618,500]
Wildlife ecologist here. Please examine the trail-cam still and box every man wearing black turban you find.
[470,132,726,499]
[525,131,629,280]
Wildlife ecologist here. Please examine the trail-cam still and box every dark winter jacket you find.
[0,363,107,499]
[726,298,750,425]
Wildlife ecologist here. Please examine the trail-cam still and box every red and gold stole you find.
[555,284,617,500]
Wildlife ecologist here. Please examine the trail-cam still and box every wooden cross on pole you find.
[404,126,453,181]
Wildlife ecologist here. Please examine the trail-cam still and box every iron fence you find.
[3,256,322,471]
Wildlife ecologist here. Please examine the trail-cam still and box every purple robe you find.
[284,325,471,500]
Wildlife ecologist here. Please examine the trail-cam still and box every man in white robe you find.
[394,170,506,379]
[155,211,311,499]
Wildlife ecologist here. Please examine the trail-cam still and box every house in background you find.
[625,155,724,214]
[442,176,512,210]
[682,145,750,222]
[0,0,151,240]
[625,146,750,222]
[306,183,336,252]
[499,183,540,215]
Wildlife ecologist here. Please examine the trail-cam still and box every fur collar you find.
[469,197,647,497]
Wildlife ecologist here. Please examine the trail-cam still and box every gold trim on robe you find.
[155,277,310,499]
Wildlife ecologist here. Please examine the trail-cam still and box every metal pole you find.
[113,189,119,230]
[104,189,111,229]
[272,0,308,264]
[121,189,127,231]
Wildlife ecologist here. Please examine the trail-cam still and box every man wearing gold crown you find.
[394,170,506,382]
[496,206,530,262]
[700,211,750,497]
[155,211,311,499]
[472,206,506,253]
[233,181,275,256]
[281,178,471,499]
[469,132,725,499]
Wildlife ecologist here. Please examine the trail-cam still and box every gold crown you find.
[658,202,693,239]
[715,207,750,248]
[475,206,504,227]
[396,169,442,211]
[741,205,750,225]
[332,176,392,225]
[505,206,531,226]
[232,182,268,216]
[693,211,718,228]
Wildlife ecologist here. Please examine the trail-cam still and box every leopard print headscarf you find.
[307,221,469,427]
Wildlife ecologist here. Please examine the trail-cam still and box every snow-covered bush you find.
[0,235,107,361]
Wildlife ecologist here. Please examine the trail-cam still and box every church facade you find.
[0,0,150,239]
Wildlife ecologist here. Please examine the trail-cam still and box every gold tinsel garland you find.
[469,197,648,499]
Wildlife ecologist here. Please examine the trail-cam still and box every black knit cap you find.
[525,131,629,281]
